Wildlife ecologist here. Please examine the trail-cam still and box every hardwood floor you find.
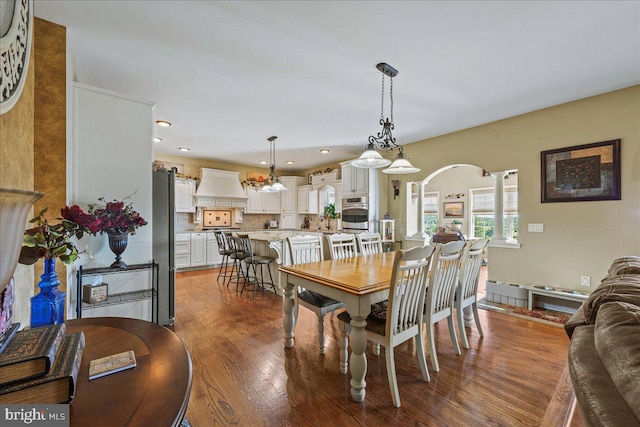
[173,268,574,426]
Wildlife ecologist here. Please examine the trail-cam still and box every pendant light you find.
[259,136,288,193]
[352,63,420,175]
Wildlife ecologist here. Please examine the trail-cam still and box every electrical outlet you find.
[528,223,544,233]
[580,276,591,287]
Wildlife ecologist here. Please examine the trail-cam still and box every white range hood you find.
[194,168,247,208]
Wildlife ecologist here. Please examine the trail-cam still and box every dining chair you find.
[234,234,276,301]
[337,245,436,407]
[214,231,233,283]
[326,232,358,260]
[356,232,383,256]
[285,234,346,354]
[424,240,466,372]
[456,238,489,349]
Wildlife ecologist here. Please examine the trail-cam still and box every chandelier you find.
[259,136,288,192]
[351,63,420,175]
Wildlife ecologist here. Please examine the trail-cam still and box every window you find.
[470,185,518,241]
[423,191,439,235]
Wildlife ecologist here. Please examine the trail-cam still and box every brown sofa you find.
[564,256,640,426]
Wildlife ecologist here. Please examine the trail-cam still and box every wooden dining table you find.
[279,251,397,402]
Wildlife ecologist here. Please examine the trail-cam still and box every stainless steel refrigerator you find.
[153,168,176,326]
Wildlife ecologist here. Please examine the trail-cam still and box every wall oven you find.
[341,197,369,232]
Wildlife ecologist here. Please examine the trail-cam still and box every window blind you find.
[471,186,517,214]
[423,191,438,214]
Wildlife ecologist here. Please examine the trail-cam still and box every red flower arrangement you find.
[88,196,148,235]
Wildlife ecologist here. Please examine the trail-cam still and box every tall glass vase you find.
[108,232,129,269]
[30,258,65,328]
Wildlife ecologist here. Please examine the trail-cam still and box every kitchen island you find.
[247,230,323,294]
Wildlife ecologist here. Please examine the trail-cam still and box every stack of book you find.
[0,324,84,404]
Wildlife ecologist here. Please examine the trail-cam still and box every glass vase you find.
[30,258,65,328]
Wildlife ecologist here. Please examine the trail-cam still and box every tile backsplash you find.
[175,211,342,233]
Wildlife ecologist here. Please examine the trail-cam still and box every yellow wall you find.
[389,86,640,289]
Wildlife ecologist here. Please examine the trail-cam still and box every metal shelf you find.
[76,262,159,323]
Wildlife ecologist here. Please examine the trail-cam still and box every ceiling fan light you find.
[383,151,421,174]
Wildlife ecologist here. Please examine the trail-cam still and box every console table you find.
[66,317,192,427]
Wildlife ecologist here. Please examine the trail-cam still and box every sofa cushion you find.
[605,256,640,279]
[594,301,640,422]
[581,277,640,324]
[568,325,639,426]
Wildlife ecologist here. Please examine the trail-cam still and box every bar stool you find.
[234,234,276,301]
[214,231,234,283]
[226,232,248,291]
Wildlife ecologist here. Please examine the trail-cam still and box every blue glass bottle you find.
[30,258,66,327]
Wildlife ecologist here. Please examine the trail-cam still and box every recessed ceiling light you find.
[178,147,190,152]
[153,137,162,143]
[156,120,172,127]
[286,160,294,164]
[320,149,330,154]
[259,160,268,165]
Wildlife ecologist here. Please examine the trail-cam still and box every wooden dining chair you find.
[285,234,346,354]
[337,245,437,407]
[423,240,466,372]
[456,238,489,349]
[326,232,358,260]
[356,232,383,256]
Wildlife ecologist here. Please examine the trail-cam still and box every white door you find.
[190,233,207,266]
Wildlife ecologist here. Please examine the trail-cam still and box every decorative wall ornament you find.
[445,193,465,199]
[0,0,33,115]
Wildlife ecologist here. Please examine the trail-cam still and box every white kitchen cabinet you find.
[280,213,297,229]
[341,162,368,196]
[245,188,281,214]
[175,178,196,213]
[297,185,318,214]
[279,177,298,214]
[311,169,339,186]
[334,181,342,212]
[279,176,306,229]
[175,233,191,269]
[190,232,207,267]
[206,232,222,266]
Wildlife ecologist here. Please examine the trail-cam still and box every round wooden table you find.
[66,317,192,427]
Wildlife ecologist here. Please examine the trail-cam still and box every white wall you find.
[69,83,154,318]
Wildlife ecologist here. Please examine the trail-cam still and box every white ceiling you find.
[34,1,640,171]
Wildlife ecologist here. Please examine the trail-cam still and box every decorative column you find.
[412,181,427,238]
[490,171,506,242]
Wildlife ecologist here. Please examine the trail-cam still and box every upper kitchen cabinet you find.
[341,162,368,196]
[310,169,339,187]
[280,176,305,214]
[245,188,280,214]
[297,185,318,214]
[175,177,196,213]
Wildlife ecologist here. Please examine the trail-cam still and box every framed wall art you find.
[541,139,621,203]
[443,201,464,218]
